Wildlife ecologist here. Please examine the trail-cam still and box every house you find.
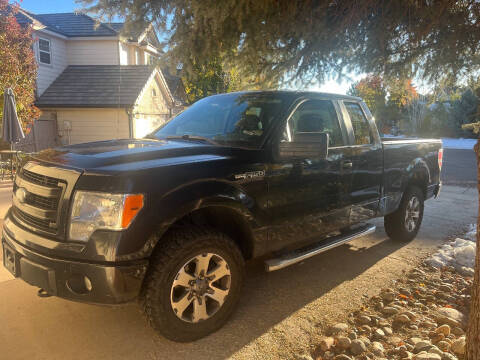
[14,9,186,146]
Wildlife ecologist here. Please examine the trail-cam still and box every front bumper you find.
[2,221,148,305]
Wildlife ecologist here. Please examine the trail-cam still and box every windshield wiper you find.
[166,134,217,145]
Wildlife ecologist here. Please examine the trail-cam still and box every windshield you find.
[151,93,290,148]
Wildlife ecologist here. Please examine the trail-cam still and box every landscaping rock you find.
[430,332,444,344]
[358,336,371,347]
[319,337,335,351]
[440,353,458,360]
[324,351,335,359]
[371,341,384,356]
[414,340,432,353]
[414,353,441,360]
[435,324,450,336]
[381,290,396,302]
[451,327,464,336]
[451,336,465,355]
[350,339,367,355]
[436,340,450,351]
[347,331,357,340]
[334,355,352,360]
[388,336,403,346]
[373,328,385,339]
[435,308,466,328]
[329,323,349,335]
[356,315,371,325]
[383,326,393,336]
[383,306,400,315]
[402,310,418,321]
[428,346,443,356]
[337,336,352,349]
[359,325,371,333]
[395,314,411,324]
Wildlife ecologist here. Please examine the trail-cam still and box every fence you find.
[14,119,59,153]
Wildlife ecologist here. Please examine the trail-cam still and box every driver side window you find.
[285,100,345,147]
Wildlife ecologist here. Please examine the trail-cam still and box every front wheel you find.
[142,226,245,342]
[384,186,424,242]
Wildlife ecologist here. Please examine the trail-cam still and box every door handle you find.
[342,161,353,169]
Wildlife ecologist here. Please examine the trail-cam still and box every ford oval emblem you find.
[16,187,28,203]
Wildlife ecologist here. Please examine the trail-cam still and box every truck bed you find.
[380,137,442,215]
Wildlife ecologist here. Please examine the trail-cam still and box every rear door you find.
[340,101,383,222]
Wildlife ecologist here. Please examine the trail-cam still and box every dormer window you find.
[38,38,51,65]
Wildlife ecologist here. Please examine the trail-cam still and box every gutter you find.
[126,108,133,139]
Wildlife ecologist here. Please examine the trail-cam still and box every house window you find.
[38,38,51,65]
[152,89,157,97]
[148,54,156,65]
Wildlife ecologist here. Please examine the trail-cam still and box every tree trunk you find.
[466,139,480,359]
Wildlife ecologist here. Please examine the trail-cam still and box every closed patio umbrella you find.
[1,88,24,179]
[2,88,25,146]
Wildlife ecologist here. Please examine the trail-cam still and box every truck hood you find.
[30,139,234,172]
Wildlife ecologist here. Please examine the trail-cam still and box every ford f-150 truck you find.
[2,91,442,341]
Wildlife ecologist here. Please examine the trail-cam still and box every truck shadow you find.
[0,230,410,360]
[134,230,408,360]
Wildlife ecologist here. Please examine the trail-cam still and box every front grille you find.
[28,192,58,210]
[12,207,53,232]
[22,168,59,188]
[12,168,65,234]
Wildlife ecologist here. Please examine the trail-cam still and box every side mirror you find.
[278,132,329,159]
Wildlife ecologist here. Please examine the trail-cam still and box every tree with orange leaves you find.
[0,1,39,130]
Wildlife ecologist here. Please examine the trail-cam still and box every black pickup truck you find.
[2,91,442,341]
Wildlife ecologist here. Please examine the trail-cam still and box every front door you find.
[266,98,352,253]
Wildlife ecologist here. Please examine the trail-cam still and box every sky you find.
[17,0,361,94]
[19,0,81,14]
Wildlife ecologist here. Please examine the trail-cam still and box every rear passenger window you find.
[345,102,371,145]
[288,100,345,147]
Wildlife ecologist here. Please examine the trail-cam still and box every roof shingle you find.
[36,65,155,108]
[34,13,118,37]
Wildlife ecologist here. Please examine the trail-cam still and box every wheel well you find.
[160,206,254,260]
[409,169,428,198]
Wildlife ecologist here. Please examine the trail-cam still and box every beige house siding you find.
[119,42,129,65]
[35,32,68,96]
[135,75,171,115]
[67,40,120,65]
[53,108,129,145]
[132,73,172,138]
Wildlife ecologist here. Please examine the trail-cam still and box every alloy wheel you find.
[170,253,231,323]
[405,196,420,232]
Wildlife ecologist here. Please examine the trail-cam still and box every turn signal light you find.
[438,148,443,171]
[122,194,144,228]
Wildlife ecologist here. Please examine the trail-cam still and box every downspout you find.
[126,108,133,138]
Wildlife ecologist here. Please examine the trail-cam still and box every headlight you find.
[69,191,144,242]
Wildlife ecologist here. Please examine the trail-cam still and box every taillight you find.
[438,148,443,171]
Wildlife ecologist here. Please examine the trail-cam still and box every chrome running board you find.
[265,224,376,272]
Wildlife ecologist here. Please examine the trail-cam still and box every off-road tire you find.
[142,226,245,342]
[384,186,425,242]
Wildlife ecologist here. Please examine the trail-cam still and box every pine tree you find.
[81,0,480,87]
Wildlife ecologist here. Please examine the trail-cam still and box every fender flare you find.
[142,180,264,258]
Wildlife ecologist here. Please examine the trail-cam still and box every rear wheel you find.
[384,186,424,242]
[142,226,245,342]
